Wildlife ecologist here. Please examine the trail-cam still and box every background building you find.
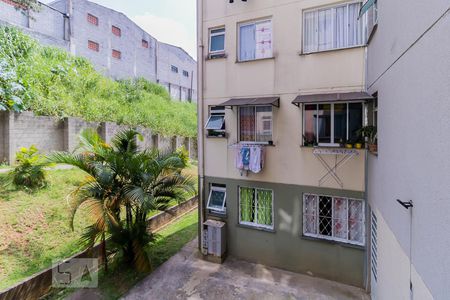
[0,0,197,102]
[365,1,450,299]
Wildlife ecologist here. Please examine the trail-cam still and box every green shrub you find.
[0,26,197,137]
[10,145,48,190]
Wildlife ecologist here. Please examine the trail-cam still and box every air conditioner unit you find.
[203,219,226,257]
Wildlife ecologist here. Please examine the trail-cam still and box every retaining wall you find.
[0,111,197,164]
[0,196,198,300]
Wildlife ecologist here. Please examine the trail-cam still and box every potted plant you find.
[354,135,364,149]
[357,126,377,153]
[345,139,353,149]
[303,134,316,147]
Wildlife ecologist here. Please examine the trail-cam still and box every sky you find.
[44,0,197,58]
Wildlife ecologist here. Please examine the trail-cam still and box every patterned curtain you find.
[240,187,254,223]
[333,197,348,239]
[257,189,273,226]
[348,199,364,243]
[240,106,255,142]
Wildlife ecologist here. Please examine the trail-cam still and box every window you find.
[112,49,121,59]
[142,39,149,48]
[303,2,366,53]
[239,187,273,229]
[239,19,272,61]
[205,106,225,137]
[372,94,378,127]
[183,70,189,77]
[171,65,178,73]
[207,185,226,213]
[112,25,121,37]
[87,13,98,26]
[88,40,99,52]
[239,106,272,143]
[303,102,363,146]
[209,27,225,54]
[303,194,365,245]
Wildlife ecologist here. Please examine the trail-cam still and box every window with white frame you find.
[240,187,273,229]
[239,19,273,61]
[209,27,225,54]
[303,194,365,245]
[303,102,363,146]
[207,185,227,213]
[239,106,273,143]
[303,2,367,53]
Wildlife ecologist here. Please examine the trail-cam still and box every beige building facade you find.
[197,0,376,289]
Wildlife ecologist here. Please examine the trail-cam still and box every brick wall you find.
[0,111,195,164]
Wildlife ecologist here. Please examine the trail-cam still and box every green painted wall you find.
[203,176,366,288]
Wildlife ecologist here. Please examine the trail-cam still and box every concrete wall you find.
[157,42,197,102]
[366,1,450,299]
[0,111,196,164]
[0,1,69,49]
[204,176,366,288]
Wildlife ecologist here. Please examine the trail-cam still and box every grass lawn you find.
[45,209,198,300]
[0,163,198,292]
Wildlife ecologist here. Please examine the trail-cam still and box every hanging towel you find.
[235,145,244,170]
[249,146,262,173]
[241,146,250,170]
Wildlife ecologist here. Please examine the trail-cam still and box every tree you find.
[14,0,41,13]
[48,129,195,271]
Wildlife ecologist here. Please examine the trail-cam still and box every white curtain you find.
[333,197,348,239]
[303,195,317,235]
[348,3,362,46]
[255,20,272,59]
[304,11,318,53]
[240,24,256,61]
[318,9,333,51]
[335,6,347,49]
[348,199,364,243]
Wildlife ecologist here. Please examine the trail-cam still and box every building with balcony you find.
[0,0,197,102]
[197,0,375,289]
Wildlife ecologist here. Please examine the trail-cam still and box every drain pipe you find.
[196,0,207,254]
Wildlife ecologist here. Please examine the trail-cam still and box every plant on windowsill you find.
[357,126,378,153]
[303,134,317,147]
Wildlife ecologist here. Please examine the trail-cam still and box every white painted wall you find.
[367,2,450,298]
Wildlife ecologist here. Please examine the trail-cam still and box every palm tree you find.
[48,129,195,271]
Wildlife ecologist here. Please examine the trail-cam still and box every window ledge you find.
[300,145,365,150]
[235,56,275,64]
[299,45,366,56]
[301,235,365,250]
[206,53,227,60]
[237,223,275,233]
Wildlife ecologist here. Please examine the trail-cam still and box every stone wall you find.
[0,111,197,164]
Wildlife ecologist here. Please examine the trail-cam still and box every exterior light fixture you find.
[397,199,413,209]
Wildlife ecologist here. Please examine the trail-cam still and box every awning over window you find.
[359,0,376,18]
[219,97,280,108]
[292,92,373,106]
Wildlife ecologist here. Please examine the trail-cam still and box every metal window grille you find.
[112,25,121,37]
[371,211,378,282]
[112,50,121,59]
[239,187,273,229]
[87,13,98,26]
[303,193,365,246]
[171,65,178,73]
[88,40,99,52]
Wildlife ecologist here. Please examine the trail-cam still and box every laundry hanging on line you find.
[235,144,265,174]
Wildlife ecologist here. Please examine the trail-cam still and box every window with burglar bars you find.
[303,194,365,245]
[87,13,99,26]
[239,187,273,229]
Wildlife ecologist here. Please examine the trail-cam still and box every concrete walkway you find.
[122,239,369,300]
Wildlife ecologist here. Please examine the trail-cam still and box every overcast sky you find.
[43,0,197,58]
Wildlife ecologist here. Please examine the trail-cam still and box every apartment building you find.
[365,1,450,299]
[197,0,374,289]
[0,0,197,102]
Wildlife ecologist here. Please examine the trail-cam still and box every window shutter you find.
[255,21,272,59]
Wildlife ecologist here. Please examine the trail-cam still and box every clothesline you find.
[228,143,268,149]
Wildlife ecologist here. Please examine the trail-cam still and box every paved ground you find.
[122,239,369,300]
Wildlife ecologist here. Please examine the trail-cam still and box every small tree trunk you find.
[102,233,108,272]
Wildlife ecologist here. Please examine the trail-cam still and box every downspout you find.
[196,0,206,254]
[363,45,370,292]
[68,0,75,55]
